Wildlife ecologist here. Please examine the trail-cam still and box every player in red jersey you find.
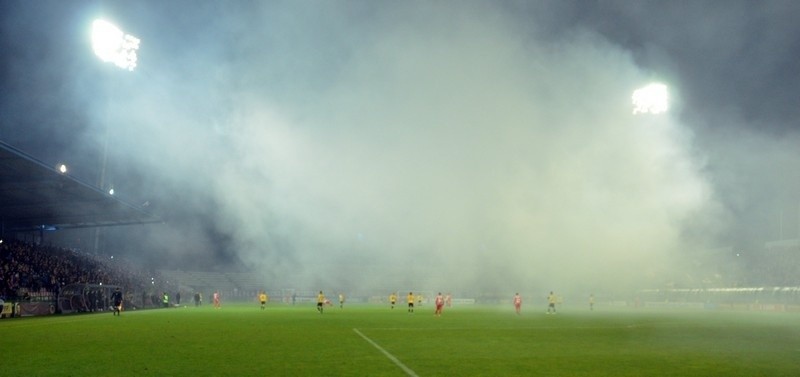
[513,293,522,315]
[434,292,445,316]
[213,290,221,309]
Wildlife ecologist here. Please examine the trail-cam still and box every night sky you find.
[2,0,799,292]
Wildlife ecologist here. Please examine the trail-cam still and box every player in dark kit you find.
[111,288,123,316]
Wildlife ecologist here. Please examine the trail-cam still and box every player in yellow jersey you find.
[547,291,557,314]
[389,292,397,309]
[317,291,325,314]
[259,291,268,310]
[407,292,415,313]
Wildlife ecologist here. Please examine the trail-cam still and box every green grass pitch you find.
[3,303,799,376]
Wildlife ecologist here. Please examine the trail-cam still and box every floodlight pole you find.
[91,19,140,255]
[93,124,111,255]
[98,121,110,192]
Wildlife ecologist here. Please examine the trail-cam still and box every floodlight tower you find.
[91,19,140,254]
[92,19,140,71]
[632,83,668,115]
[91,19,140,192]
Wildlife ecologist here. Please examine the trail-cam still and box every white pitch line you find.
[353,328,419,377]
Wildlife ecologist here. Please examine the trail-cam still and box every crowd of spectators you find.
[0,239,174,305]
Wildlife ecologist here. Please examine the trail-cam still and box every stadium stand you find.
[0,240,177,316]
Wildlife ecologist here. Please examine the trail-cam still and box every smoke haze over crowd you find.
[2,1,799,294]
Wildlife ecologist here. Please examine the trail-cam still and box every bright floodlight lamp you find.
[57,164,68,174]
[92,19,140,71]
[632,83,668,115]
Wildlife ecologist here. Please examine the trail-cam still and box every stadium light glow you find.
[57,164,68,174]
[632,83,668,115]
[91,19,140,71]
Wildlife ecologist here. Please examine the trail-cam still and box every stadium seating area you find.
[0,240,176,307]
[0,239,278,312]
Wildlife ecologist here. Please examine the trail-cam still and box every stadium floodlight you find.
[91,19,140,71]
[57,164,68,174]
[632,83,668,115]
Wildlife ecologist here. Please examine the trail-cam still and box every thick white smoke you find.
[93,3,726,295]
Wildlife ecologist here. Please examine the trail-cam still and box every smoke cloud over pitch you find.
[75,2,729,295]
[16,1,800,296]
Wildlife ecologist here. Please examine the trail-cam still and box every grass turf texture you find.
[3,304,799,376]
